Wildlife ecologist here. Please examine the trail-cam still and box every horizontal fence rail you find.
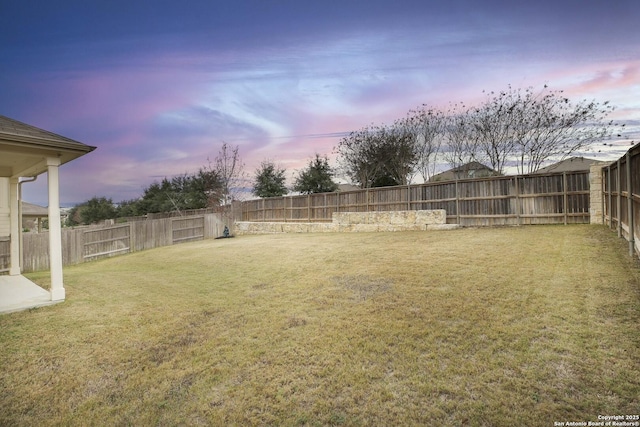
[172,216,205,243]
[240,171,591,227]
[603,141,640,259]
[83,224,131,260]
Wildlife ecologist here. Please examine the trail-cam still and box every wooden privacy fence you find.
[0,213,226,273]
[241,171,591,227]
[603,141,640,259]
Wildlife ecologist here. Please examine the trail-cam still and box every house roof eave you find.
[0,133,96,155]
[0,115,96,178]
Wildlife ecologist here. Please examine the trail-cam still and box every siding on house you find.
[429,161,500,182]
[0,178,9,237]
[533,157,604,174]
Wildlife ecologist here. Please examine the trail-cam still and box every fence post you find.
[324,193,327,220]
[601,165,605,225]
[283,197,287,222]
[563,172,568,226]
[515,176,521,226]
[366,189,370,212]
[407,184,411,211]
[607,166,612,229]
[307,194,311,221]
[617,159,622,237]
[626,152,635,257]
[129,222,135,253]
[455,180,460,225]
[262,199,266,222]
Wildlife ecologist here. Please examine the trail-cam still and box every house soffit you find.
[0,143,66,178]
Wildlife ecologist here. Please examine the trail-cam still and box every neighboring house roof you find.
[532,157,605,174]
[337,183,361,192]
[22,202,49,218]
[429,161,500,182]
[0,115,96,177]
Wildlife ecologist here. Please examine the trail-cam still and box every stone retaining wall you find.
[235,209,458,235]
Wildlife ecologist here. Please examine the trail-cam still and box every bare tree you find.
[470,88,519,174]
[442,103,481,176]
[470,86,618,174]
[207,142,246,205]
[405,106,446,181]
[441,86,617,175]
[507,86,616,173]
[338,85,618,184]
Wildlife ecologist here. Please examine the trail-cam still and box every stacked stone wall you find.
[235,209,456,235]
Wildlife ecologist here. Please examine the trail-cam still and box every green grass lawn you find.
[1,225,639,426]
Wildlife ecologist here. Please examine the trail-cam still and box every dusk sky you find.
[1,0,639,206]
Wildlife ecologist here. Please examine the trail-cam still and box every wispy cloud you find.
[2,0,638,205]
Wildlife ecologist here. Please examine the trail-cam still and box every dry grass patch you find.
[332,275,393,302]
[1,225,639,426]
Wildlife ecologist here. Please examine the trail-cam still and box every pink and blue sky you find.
[2,0,639,206]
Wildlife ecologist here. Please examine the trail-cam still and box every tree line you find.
[336,85,620,188]
[68,85,620,226]
[67,147,339,226]
[68,143,243,225]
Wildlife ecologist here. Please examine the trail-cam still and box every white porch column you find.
[9,177,20,275]
[47,157,65,301]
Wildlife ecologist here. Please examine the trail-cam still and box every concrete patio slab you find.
[0,275,60,314]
